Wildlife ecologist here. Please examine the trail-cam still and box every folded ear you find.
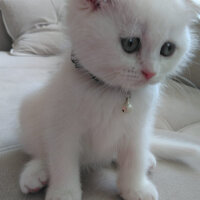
[86,0,100,9]
[83,0,110,10]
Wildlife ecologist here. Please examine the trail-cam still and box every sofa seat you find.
[0,52,200,200]
[0,149,200,200]
[0,52,60,151]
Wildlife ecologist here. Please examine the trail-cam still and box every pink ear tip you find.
[87,0,100,10]
[141,70,156,80]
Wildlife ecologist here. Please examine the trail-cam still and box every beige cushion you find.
[0,0,66,56]
[0,0,59,39]
[156,80,200,131]
[0,52,60,149]
[0,149,200,200]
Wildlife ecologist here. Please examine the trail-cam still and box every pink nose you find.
[141,70,156,80]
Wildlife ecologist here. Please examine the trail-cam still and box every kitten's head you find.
[67,0,200,90]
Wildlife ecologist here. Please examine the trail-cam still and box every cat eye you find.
[121,37,141,54]
[160,42,176,57]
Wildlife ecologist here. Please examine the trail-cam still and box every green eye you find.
[121,37,141,54]
[160,42,176,57]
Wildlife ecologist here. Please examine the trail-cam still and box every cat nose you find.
[141,69,156,80]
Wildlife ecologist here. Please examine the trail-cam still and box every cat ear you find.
[85,0,111,10]
[87,0,101,10]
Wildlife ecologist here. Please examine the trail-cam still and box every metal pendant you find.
[122,96,133,113]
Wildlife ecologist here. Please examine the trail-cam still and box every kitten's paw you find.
[45,187,82,200]
[20,159,48,194]
[147,153,157,173]
[120,179,158,200]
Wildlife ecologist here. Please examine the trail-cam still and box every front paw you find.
[45,186,82,200]
[120,179,158,200]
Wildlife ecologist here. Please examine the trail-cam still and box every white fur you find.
[20,159,48,194]
[19,0,200,200]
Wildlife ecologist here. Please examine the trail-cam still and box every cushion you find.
[0,52,61,150]
[155,80,200,131]
[0,150,200,200]
[0,0,66,56]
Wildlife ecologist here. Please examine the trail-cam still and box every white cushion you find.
[179,122,200,142]
[0,0,66,55]
[0,0,58,39]
[10,25,67,56]
[0,52,61,149]
[156,80,200,131]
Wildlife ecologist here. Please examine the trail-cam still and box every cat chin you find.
[120,79,162,91]
[108,80,150,91]
[148,79,161,85]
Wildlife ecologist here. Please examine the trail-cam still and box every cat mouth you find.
[116,67,159,89]
[125,80,148,89]
[114,72,151,89]
[105,76,149,91]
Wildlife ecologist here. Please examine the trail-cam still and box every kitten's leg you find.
[111,151,156,173]
[45,131,82,200]
[20,159,48,194]
[118,132,158,200]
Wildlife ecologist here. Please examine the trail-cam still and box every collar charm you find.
[122,96,133,113]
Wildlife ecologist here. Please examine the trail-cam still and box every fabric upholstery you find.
[0,0,58,39]
[0,52,60,149]
[0,149,200,200]
[0,0,66,55]
[155,80,200,131]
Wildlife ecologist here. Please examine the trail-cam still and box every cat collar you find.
[71,53,133,113]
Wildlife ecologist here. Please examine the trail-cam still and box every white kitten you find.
[19,0,200,200]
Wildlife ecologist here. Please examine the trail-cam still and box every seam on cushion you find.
[178,122,200,133]
[0,144,21,154]
[0,10,14,40]
[1,0,60,40]
[155,115,174,130]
